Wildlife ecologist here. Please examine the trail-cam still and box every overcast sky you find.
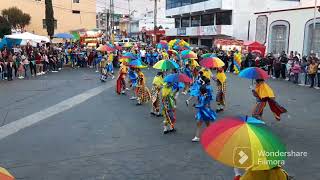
[97,0,159,13]
[97,0,164,15]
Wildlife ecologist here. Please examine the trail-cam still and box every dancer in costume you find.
[182,64,193,95]
[116,62,128,95]
[136,69,151,105]
[215,67,227,112]
[192,85,217,142]
[151,72,164,116]
[162,83,176,134]
[186,71,205,106]
[252,79,287,121]
[128,68,138,100]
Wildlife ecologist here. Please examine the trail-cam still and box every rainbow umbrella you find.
[164,73,192,83]
[201,116,286,171]
[181,50,197,59]
[96,45,115,52]
[128,59,147,68]
[0,167,14,180]
[200,57,225,68]
[157,40,169,50]
[168,49,178,56]
[201,53,217,59]
[153,59,180,70]
[239,67,269,80]
[122,52,137,60]
[123,42,133,48]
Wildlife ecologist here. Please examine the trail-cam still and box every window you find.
[190,38,198,45]
[73,0,80,3]
[175,18,181,28]
[191,15,200,27]
[304,19,320,56]
[269,21,290,55]
[201,14,214,26]
[191,0,206,3]
[72,10,81,14]
[42,19,57,29]
[181,17,190,27]
[255,15,268,44]
[216,11,232,25]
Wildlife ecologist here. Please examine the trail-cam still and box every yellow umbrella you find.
[123,42,133,48]
[0,167,14,180]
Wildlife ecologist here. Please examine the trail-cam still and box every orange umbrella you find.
[0,167,14,180]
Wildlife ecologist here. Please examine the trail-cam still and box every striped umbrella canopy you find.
[0,167,14,180]
[201,116,287,171]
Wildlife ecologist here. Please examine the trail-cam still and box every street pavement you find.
[0,68,319,180]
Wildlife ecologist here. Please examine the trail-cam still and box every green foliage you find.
[45,0,55,37]
[1,7,31,30]
[0,15,11,38]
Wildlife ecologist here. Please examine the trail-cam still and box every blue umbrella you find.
[238,67,269,80]
[53,33,74,39]
[164,73,193,83]
[128,59,147,68]
[122,52,137,60]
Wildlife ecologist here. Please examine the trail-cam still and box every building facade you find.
[252,0,320,56]
[165,0,301,47]
[0,0,96,36]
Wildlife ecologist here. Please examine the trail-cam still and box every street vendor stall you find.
[79,30,103,47]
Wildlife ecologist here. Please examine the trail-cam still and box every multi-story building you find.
[165,0,301,47]
[0,0,96,36]
[252,0,320,56]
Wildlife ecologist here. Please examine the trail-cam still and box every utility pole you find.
[128,0,131,38]
[106,9,110,40]
[110,0,115,41]
[153,0,158,43]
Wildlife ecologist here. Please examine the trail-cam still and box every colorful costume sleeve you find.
[233,53,242,74]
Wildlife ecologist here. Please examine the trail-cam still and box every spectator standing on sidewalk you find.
[291,57,301,84]
[299,56,308,85]
[273,56,281,79]
[266,53,275,77]
[308,58,318,88]
[279,51,288,79]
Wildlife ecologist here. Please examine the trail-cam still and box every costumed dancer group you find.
[105,43,289,180]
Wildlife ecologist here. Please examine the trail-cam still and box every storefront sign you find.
[177,28,186,36]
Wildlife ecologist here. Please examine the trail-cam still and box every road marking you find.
[0,81,115,140]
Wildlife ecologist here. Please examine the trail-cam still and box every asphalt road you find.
[0,68,319,180]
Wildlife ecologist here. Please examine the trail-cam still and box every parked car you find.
[115,38,137,46]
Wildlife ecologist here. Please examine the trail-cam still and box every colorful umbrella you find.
[0,167,14,180]
[164,73,193,83]
[123,42,133,48]
[157,40,169,50]
[239,67,269,80]
[128,59,147,68]
[181,50,197,59]
[200,57,225,68]
[201,53,217,59]
[201,116,286,171]
[96,45,115,52]
[168,49,179,56]
[122,52,137,60]
[153,59,180,71]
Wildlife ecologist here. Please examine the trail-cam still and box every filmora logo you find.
[233,147,253,168]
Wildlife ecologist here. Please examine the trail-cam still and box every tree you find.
[0,15,11,38]
[2,7,31,30]
[45,0,55,38]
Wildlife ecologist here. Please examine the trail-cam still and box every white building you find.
[252,0,320,56]
[165,0,301,47]
[129,1,175,39]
